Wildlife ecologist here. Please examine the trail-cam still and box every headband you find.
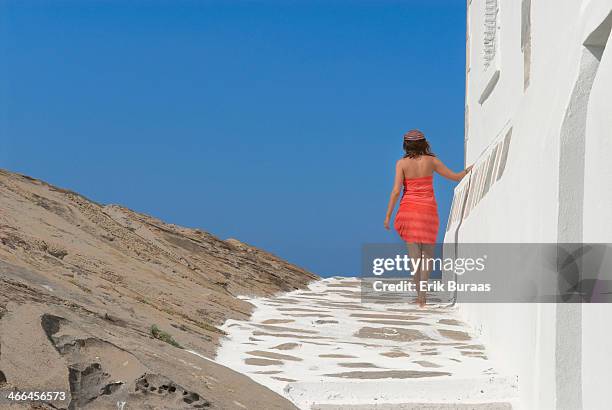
[404,129,425,141]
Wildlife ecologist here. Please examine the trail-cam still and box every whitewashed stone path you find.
[215,277,518,409]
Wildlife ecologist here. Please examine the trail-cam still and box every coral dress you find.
[394,175,439,244]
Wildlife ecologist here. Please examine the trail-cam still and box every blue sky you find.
[1,0,466,277]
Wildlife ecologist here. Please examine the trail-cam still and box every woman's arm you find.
[433,158,473,182]
[384,161,404,230]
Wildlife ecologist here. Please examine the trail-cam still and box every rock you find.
[0,168,313,409]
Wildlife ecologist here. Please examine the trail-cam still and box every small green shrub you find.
[150,324,182,349]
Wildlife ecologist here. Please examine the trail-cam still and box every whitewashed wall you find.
[445,1,612,409]
[580,3,612,409]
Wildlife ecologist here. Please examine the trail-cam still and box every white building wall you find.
[446,1,612,409]
[580,5,612,409]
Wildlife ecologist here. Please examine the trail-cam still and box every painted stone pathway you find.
[215,277,518,409]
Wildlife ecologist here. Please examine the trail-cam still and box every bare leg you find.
[406,243,423,304]
[418,244,435,307]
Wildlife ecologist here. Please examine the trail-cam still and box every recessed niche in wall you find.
[482,145,499,197]
[496,128,512,182]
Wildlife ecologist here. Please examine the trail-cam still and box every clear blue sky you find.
[1,0,466,277]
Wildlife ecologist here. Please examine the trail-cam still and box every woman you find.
[384,129,472,307]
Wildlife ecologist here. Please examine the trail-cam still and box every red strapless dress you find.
[394,175,439,244]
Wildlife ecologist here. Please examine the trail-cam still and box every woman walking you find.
[384,129,472,307]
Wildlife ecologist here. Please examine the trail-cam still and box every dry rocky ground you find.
[0,168,318,409]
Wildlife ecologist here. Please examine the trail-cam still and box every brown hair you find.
[403,138,435,159]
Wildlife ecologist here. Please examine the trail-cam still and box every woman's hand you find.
[460,164,473,180]
[384,216,391,230]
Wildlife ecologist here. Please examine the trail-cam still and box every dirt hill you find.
[0,168,318,409]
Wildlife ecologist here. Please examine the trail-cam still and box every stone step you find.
[285,376,518,410]
[313,403,512,410]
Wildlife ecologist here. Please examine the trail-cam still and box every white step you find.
[285,376,518,410]
[312,403,512,409]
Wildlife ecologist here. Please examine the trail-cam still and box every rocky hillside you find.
[0,168,318,409]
